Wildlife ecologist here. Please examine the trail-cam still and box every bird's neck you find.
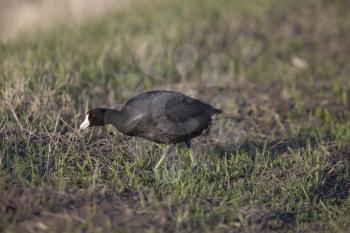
[104,109,128,132]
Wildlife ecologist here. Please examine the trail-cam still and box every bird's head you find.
[79,108,107,130]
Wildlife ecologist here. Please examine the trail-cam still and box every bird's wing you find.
[163,94,212,123]
[149,94,212,137]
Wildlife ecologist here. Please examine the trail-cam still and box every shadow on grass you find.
[257,211,296,232]
[199,132,350,204]
[201,132,319,159]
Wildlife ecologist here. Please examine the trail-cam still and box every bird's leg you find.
[154,144,173,172]
[185,140,198,168]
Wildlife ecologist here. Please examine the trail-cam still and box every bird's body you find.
[116,90,222,144]
[80,90,222,170]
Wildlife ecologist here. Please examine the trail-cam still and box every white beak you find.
[79,115,90,130]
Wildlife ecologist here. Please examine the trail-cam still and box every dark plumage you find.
[80,90,222,143]
[79,90,222,170]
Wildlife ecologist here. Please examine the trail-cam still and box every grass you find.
[1,0,350,232]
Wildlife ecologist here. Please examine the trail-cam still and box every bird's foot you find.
[191,162,201,172]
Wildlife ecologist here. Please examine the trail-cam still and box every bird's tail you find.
[212,108,223,115]
[211,109,244,121]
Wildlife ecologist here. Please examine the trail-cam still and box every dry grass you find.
[1,0,350,232]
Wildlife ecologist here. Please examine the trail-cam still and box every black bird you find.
[79,90,222,171]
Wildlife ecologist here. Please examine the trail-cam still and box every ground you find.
[0,0,350,232]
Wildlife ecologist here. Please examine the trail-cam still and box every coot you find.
[79,90,222,170]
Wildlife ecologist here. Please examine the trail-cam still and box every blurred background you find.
[0,0,350,232]
[0,0,128,41]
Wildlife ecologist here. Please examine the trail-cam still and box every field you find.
[1,0,350,232]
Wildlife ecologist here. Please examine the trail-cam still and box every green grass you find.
[1,0,350,232]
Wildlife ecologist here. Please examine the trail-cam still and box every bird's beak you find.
[79,115,90,130]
